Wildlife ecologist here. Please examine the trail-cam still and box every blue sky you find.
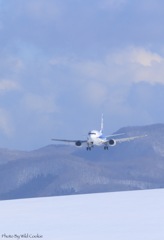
[0,0,164,150]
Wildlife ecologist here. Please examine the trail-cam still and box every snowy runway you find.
[0,189,164,240]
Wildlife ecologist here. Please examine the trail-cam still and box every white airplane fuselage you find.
[87,130,106,146]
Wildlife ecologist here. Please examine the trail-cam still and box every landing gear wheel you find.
[104,146,108,150]
[86,147,91,151]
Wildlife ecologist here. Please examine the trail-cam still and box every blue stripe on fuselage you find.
[99,135,106,140]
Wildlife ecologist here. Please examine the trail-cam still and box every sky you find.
[0,0,164,150]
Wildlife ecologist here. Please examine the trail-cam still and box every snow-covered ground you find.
[0,189,164,240]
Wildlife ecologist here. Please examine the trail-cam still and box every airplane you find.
[52,114,146,150]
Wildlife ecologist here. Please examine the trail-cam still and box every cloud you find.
[72,46,164,86]
[49,56,71,66]
[8,57,24,73]
[0,109,14,137]
[0,80,21,93]
[84,82,108,106]
[73,60,106,80]
[0,55,24,74]
[49,46,163,121]
[100,0,127,10]
[23,94,58,114]
[112,47,163,67]
[111,47,164,84]
[7,0,62,24]
[25,0,61,22]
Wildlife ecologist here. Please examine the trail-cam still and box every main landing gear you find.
[86,146,92,151]
[86,146,109,150]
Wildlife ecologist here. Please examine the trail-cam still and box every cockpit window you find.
[88,132,96,135]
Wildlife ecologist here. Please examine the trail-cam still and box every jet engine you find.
[75,141,82,146]
[108,139,116,146]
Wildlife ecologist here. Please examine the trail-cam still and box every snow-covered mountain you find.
[0,123,164,200]
[1,189,164,240]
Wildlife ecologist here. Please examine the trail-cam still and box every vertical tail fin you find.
[100,113,103,133]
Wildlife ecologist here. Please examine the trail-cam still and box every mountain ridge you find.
[0,123,164,200]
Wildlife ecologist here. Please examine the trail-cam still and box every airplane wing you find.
[51,139,87,143]
[105,133,125,138]
[113,135,147,143]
